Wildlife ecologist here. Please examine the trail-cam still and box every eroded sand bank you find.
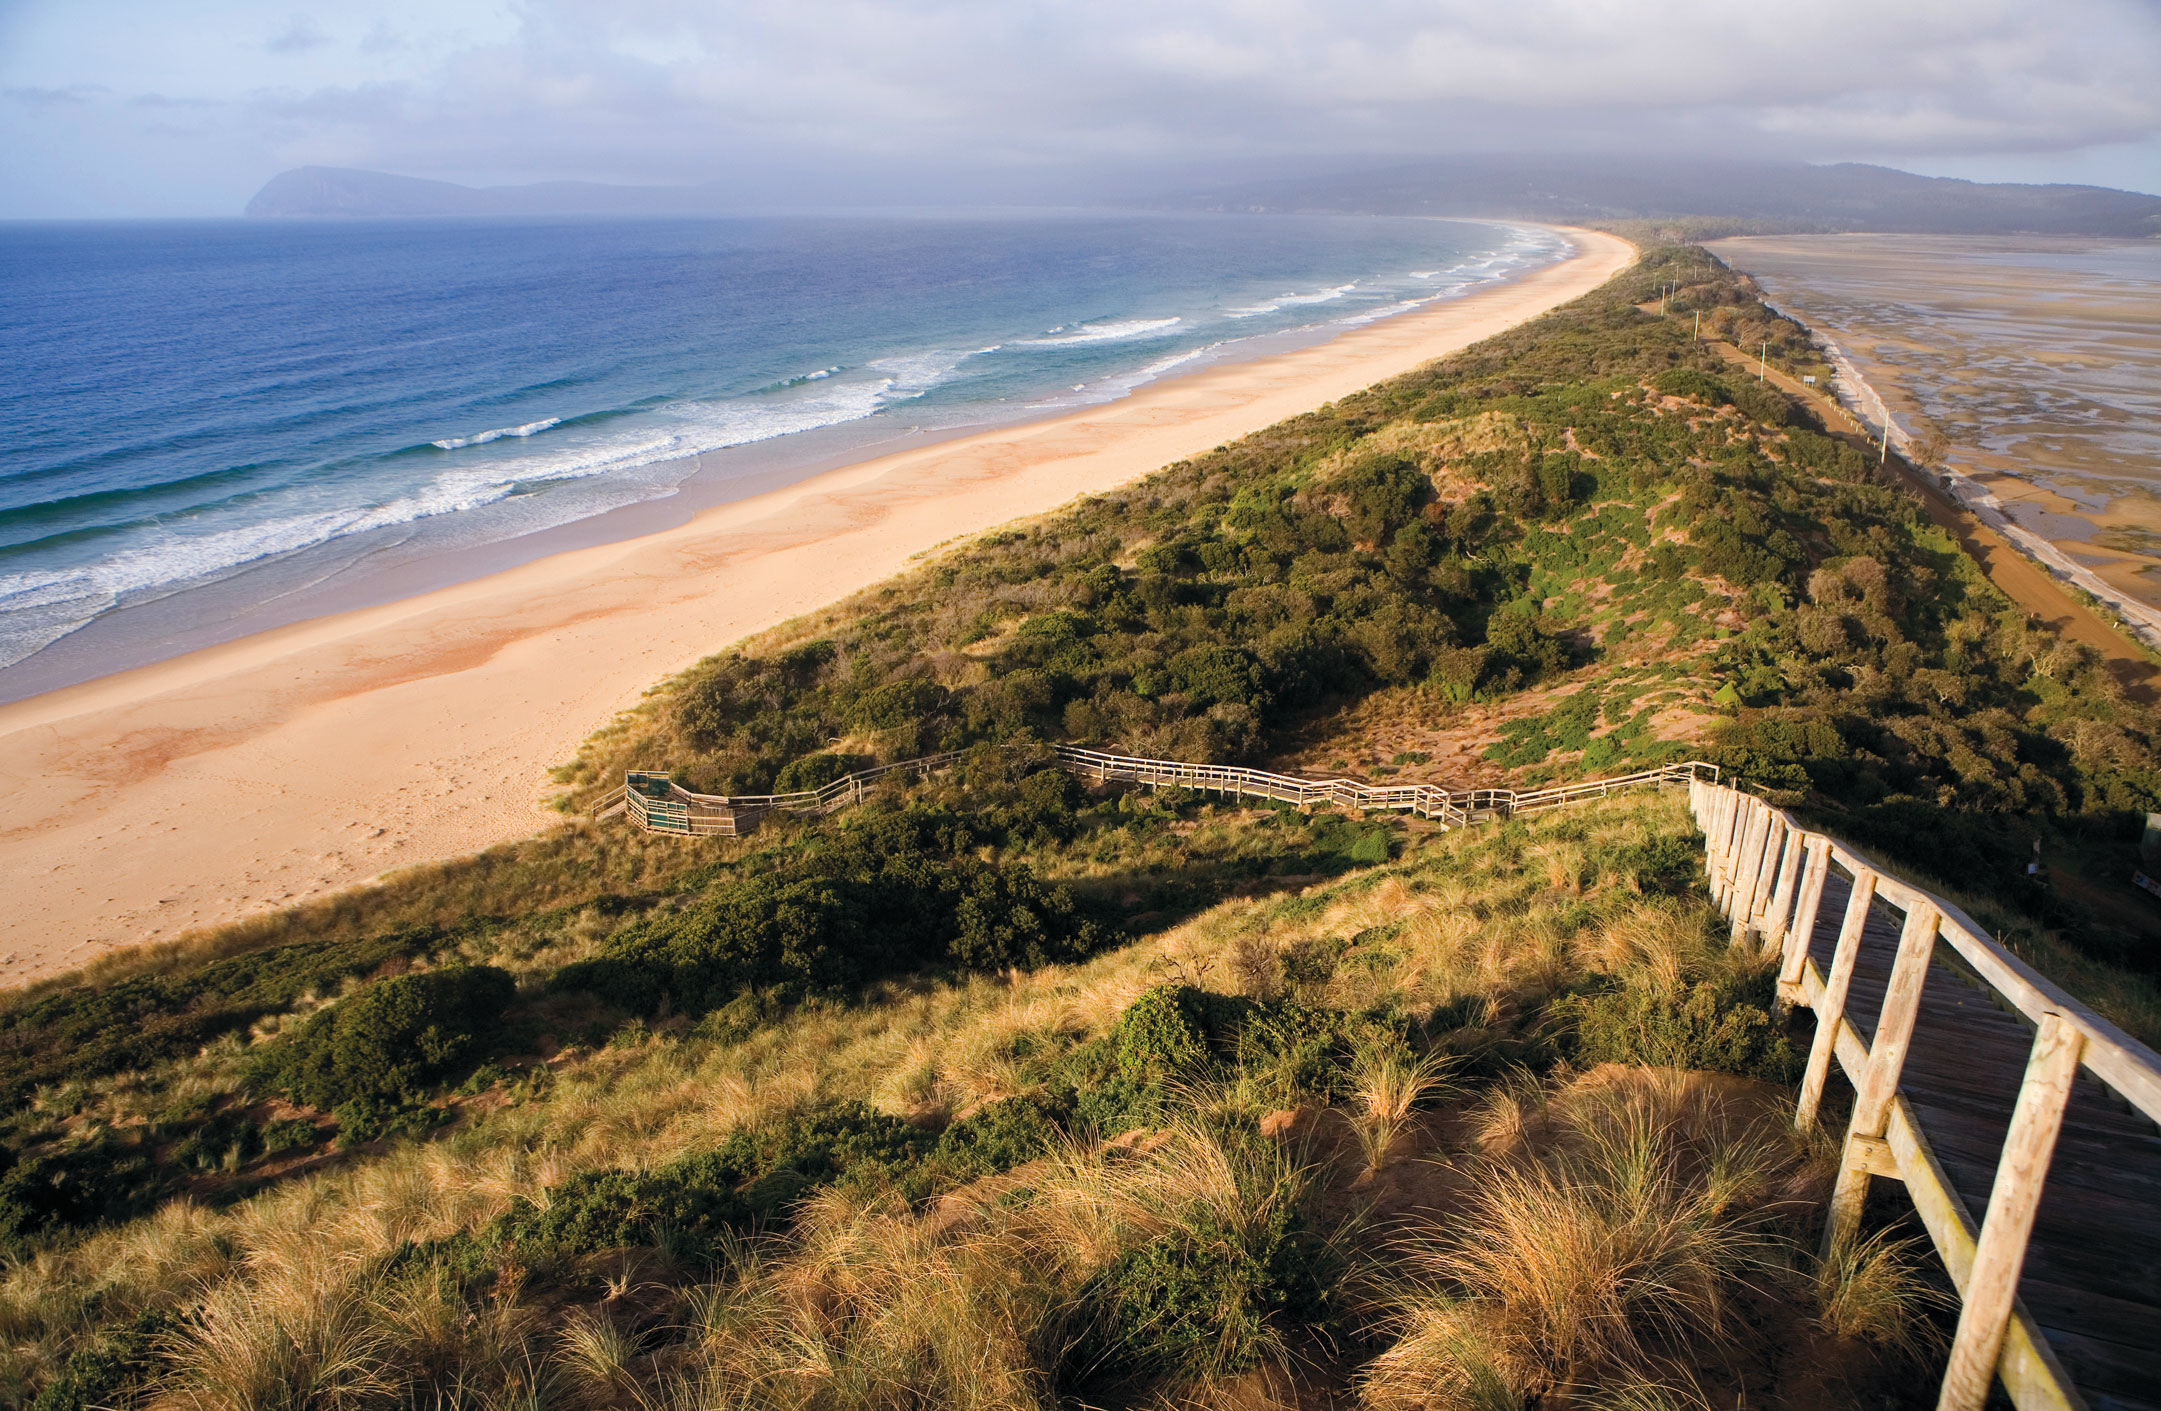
[0,227,1634,985]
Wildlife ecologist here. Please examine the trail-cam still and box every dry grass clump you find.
[1362,1067,1818,1406]
[1812,1227,1950,1357]
[655,1122,1322,1411]
[1573,896,1707,995]
[1342,1048,1457,1177]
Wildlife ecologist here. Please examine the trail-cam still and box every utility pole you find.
[1693,310,1700,341]
[1759,342,1767,382]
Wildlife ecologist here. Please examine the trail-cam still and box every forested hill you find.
[567,243,2161,967]
[1172,156,2161,238]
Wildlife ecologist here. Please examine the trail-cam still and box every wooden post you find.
[1760,827,1805,954]
[1718,786,1746,860]
[1796,866,1877,1133]
[1708,789,1741,904]
[1741,814,1790,943]
[1706,790,1731,904]
[1728,796,1765,919]
[1716,797,1752,914]
[1935,1012,2086,1411]
[1778,839,1832,998]
[1730,806,1775,944]
[1824,900,1939,1253]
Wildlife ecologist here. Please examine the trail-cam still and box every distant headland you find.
[246,157,2161,238]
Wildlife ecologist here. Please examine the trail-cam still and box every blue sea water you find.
[0,212,1561,687]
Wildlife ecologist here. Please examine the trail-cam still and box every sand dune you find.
[0,227,1634,986]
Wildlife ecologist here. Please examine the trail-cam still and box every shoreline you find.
[0,218,1566,706]
[1816,334,2161,656]
[1711,234,2161,656]
[0,226,1635,987]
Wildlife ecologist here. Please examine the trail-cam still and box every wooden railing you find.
[596,744,1719,837]
[1691,779,2161,1411]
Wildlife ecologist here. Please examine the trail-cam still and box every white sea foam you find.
[869,345,999,399]
[1088,346,1212,396]
[1228,284,1356,318]
[430,417,560,450]
[1022,317,1181,346]
[1342,298,1434,327]
[0,376,911,670]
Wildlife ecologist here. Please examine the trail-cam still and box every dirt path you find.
[1705,339,2160,702]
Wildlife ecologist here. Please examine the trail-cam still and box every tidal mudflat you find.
[1717,234,2161,613]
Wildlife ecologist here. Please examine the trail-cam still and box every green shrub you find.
[774,751,858,792]
[331,1096,443,1146]
[1107,984,1223,1082]
[1072,1147,1331,1384]
[477,1101,928,1269]
[923,1092,1071,1188]
[0,1139,162,1251]
[252,966,516,1110]
[29,1307,181,1411]
[554,808,1107,1016]
[1551,970,1802,1083]
[1602,835,1702,895]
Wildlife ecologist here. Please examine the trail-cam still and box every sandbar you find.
[0,227,1634,986]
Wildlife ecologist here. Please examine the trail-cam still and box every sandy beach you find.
[0,226,1632,986]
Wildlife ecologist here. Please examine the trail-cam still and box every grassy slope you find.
[2,794,1947,1409]
[2,244,2157,1406]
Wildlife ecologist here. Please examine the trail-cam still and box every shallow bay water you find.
[1715,234,2161,611]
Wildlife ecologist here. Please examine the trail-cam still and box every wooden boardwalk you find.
[1806,869,2161,1411]
[1697,781,2161,1411]
[593,745,1716,836]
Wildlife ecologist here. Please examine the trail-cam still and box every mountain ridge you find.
[246,157,2161,236]
[1173,155,2161,237]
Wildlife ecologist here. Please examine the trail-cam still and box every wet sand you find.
[1715,235,2161,640]
[0,228,1635,986]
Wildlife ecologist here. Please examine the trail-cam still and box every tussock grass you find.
[1,794,1713,1407]
[1342,1047,1457,1176]
[650,1122,1320,1410]
[1813,1227,1951,1357]
[1364,1066,1822,1404]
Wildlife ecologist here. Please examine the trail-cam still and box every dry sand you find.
[0,227,1633,986]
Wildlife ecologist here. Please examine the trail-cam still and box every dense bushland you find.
[249,965,515,1115]
[553,801,1108,1016]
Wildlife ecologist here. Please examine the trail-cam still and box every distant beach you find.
[1715,234,2161,645]
[0,213,1565,702]
[0,227,1634,982]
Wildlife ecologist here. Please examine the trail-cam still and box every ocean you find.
[0,211,1561,697]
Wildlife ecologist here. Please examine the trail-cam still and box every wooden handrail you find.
[1690,779,2161,1411]
[601,744,1718,836]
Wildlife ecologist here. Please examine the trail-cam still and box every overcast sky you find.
[4,0,2159,218]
